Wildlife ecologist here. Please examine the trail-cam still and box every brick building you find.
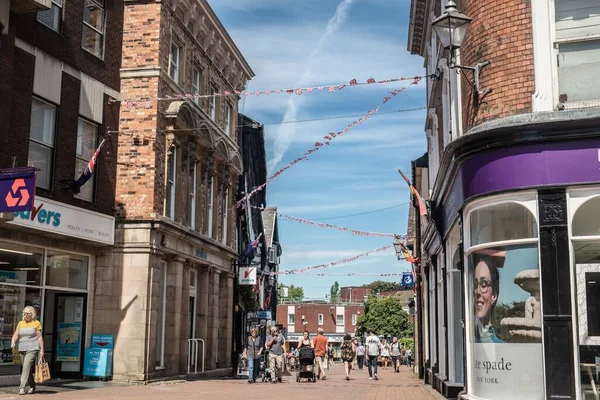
[408,0,600,399]
[98,0,253,382]
[277,302,364,351]
[339,286,371,303]
[0,0,122,385]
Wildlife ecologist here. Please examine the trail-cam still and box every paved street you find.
[0,364,438,400]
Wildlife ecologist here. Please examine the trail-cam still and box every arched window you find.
[572,196,600,237]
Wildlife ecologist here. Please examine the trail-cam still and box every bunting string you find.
[236,77,423,208]
[275,244,396,275]
[117,74,434,109]
[263,207,398,238]
[281,272,405,277]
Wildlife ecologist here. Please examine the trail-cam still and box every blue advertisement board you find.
[56,323,82,361]
[91,334,114,350]
[83,348,113,378]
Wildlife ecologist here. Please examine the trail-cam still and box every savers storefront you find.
[0,196,114,384]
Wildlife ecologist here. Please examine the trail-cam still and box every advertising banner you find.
[469,244,544,399]
[239,267,257,285]
[56,323,82,361]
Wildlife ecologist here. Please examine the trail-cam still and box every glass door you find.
[51,293,86,378]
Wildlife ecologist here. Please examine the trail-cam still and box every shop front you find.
[0,196,114,385]
[431,137,600,399]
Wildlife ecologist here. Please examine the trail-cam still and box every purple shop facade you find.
[438,138,600,236]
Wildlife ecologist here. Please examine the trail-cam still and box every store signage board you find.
[0,168,36,213]
[91,334,114,350]
[257,310,272,320]
[7,196,114,245]
[239,267,257,285]
[56,323,82,361]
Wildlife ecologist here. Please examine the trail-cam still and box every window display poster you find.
[56,323,82,361]
[469,244,544,399]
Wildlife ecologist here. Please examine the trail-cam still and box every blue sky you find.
[211,0,427,299]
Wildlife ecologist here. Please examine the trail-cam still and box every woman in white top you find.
[380,339,390,369]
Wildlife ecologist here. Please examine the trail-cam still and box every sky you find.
[210,0,428,299]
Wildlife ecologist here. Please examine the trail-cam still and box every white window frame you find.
[192,67,201,106]
[221,187,228,245]
[351,314,357,326]
[37,0,62,32]
[207,179,214,238]
[288,313,295,324]
[209,85,217,120]
[156,261,167,368]
[189,163,196,230]
[165,146,177,219]
[169,42,180,83]
[463,192,540,397]
[74,118,98,202]
[224,104,232,136]
[336,314,344,325]
[81,0,106,59]
[29,97,56,190]
[318,314,324,325]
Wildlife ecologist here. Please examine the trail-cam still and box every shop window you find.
[45,252,88,290]
[437,253,446,379]
[82,0,105,58]
[0,243,43,286]
[74,118,98,202]
[156,262,166,368]
[572,196,600,237]
[465,198,543,399]
[29,97,56,190]
[37,0,62,32]
[469,202,538,247]
[451,249,464,384]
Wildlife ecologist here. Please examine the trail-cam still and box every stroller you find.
[296,346,316,383]
[260,352,272,382]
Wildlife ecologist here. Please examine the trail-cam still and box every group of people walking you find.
[243,326,413,383]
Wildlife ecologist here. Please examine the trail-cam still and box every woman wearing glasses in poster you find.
[473,252,505,343]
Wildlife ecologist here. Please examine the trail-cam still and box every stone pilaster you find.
[198,266,209,343]
[209,269,221,369]
[225,275,234,367]
[164,257,185,376]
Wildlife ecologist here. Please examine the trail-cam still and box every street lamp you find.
[393,238,404,261]
[431,0,491,98]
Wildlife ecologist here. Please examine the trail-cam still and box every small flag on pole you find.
[398,168,428,216]
[72,139,106,194]
[243,233,263,259]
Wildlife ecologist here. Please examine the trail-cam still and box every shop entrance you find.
[43,291,86,379]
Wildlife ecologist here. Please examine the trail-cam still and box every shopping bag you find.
[11,349,21,365]
[35,357,51,383]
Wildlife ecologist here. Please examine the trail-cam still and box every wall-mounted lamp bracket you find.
[450,60,492,98]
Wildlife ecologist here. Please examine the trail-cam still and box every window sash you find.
[209,87,217,120]
[192,69,201,105]
[221,189,228,244]
[166,148,176,219]
[207,180,214,237]
[225,106,231,135]
[336,314,344,325]
[288,314,295,324]
[318,314,323,325]
[170,44,179,82]
[38,1,62,31]
[189,163,196,230]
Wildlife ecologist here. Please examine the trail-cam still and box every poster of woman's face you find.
[469,244,542,344]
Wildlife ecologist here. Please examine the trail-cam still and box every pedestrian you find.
[381,339,390,369]
[390,337,401,373]
[356,341,366,370]
[406,346,413,368]
[340,333,356,380]
[11,306,44,395]
[327,343,334,369]
[365,329,381,380]
[312,328,328,380]
[243,328,263,383]
[266,326,285,383]
[297,330,312,349]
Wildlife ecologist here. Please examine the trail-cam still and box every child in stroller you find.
[296,346,316,382]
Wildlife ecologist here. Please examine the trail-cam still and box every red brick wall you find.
[461,0,535,132]
[340,287,371,303]
[277,303,364,335]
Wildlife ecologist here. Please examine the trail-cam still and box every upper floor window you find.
[82,0,105,58]
[192,68,201,106]
[38,0,62,32]
[318,314,323,325]
[209,85,217,120]
[288,313,295,324]
[351,314,357,326]
[225,104,232,136]
[221,187,228,245]
[165,146,177,219]
[555,0,600,105]
[336,314,344,325]
[189,163,196,230]
[74,118,98,202]
[169,43,180,83]
[29,98,56,190]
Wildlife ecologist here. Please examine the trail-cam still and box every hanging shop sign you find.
[0,168,36,213]
[7,196,114,245]
[56,322,82,361]
[257,310,272,320]
[239,267,257,285]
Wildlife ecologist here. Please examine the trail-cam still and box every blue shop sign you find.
[257,310,272,320]
[91,334,114,350]
[83,348,113,378]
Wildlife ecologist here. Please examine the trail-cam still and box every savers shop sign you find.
[8,196,114,245]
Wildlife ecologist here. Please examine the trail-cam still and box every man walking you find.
[365,329,381,380]
[266,326,285,383]
[356,341,365,370]
[313,328,328,380]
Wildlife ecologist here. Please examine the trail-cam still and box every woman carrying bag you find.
[11,306,45,395]
[340,333,356,381]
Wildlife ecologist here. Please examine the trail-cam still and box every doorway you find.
[44,291,86,379]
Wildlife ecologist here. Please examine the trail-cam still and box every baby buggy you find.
[260,352,272,382]
[296,347,316,383]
